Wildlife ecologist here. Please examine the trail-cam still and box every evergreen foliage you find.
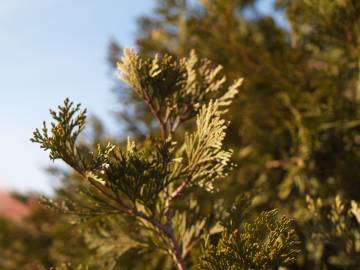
[1,0,360,269]
[199,196,299,269]
[29,50,298,269]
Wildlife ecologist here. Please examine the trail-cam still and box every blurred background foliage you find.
[1,0,360,269]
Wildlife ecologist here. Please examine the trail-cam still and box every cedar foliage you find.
[30,50,298,269]
[1,0,360,269]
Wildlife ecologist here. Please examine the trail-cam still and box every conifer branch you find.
[29,47,301,270]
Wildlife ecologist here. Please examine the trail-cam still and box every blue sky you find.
[0,0,154,193]
[0,0,282,193]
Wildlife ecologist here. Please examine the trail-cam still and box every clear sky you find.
[0,0,154,193]
[0,0,282,194]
